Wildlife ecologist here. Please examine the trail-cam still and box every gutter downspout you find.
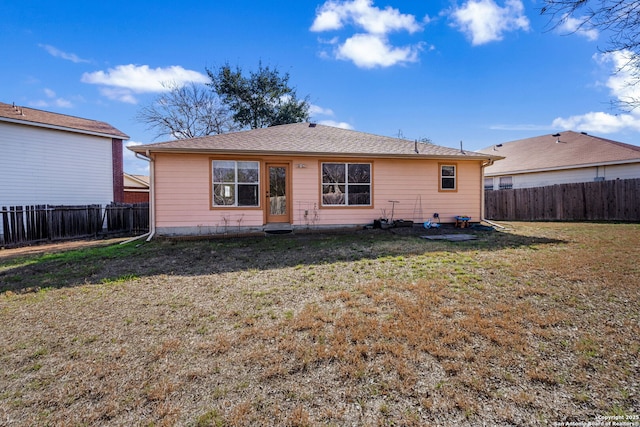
[134,151,156,241]
[481,159,505,229]
[119,151,154,244]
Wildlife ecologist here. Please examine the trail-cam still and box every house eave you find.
[0,116,130,140]
[124,173,150,187]
[128,146,500,161]
[485,158,640,176]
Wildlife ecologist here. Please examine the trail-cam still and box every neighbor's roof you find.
[124,173,150,187]
[0,101,129,139]
[479,131,640,176]
[130,122,500,160]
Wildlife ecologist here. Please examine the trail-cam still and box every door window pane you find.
[269,166,287,215]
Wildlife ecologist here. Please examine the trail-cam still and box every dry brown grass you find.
[0,222,638,426]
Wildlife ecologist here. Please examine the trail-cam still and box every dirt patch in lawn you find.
[0,237,130,260]
[0,223,638,426]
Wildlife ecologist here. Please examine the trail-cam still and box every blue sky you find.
[2,0,639,175]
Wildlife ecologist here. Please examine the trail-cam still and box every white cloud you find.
[557,14,598,41]
[29,89,74,109]
[81,64,209,103]
[311,0,427,68]
[29,100,49,108]
[311,0,423,34]
[450,0,530,45]
[82,64,208,92]
[337,33,422,68]
[312,4,344,32]
[309,104,354,129]
[309,104,335,116]
[99,87,138,104]
[39,44,89,63]
[124,141,150,174]
[318,120,354,129]
[595,50,640,103]
[551,50,640,134]
[552,112,640,133]
[53,98,73,108]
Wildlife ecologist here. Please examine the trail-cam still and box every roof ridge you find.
[0,101,108,124]
[0,100,129,139]
[130,122,500,160]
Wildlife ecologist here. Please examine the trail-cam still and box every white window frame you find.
[212,160,260,207]
[321,162,372,206]
[439,163,457,191]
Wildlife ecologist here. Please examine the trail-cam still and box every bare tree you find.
[541,0,640,110]
[137,82,239,140]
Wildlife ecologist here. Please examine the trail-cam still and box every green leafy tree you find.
[207,62,310,129]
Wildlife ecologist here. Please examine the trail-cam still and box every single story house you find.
[123,173,150,204]
[0,101,129,206]
[129,123,502,237]
[479,131,640,190]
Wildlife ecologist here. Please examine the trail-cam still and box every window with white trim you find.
[322,162,371,206]
[440,164,456,191]
[212,160,259,206]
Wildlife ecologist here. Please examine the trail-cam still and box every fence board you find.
[485,178,640,221]
[0,203,149,247]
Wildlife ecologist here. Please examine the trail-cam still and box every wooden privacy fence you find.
[485,178,640,221]
[0,203,149,247]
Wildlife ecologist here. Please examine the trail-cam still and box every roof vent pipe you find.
[308,123,316,128]
[414,140,419,154]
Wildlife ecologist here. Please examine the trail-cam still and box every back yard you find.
[0,223,638,426]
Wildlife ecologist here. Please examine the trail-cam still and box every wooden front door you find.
[266,163,290,223]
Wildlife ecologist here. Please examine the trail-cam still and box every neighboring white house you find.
[479,131,640,190]
[0,101,129,207]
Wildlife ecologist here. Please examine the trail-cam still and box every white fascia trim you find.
[0,117,129,140]
[485,159,640,177]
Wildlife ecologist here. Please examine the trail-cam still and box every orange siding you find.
[153,153,484,233]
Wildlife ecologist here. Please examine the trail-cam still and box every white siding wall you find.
[486,163,640,189]
[0,122,114,206]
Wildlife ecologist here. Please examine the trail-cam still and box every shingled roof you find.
[479,131,640,175]
[130,122,499,160]
[0,101,129,139]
